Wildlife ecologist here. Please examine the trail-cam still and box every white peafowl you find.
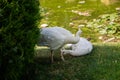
[61,32,93,56]
[38,26,81,63]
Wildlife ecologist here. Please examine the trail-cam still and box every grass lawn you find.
[33,42,120,80]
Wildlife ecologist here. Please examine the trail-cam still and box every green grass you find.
[33,43,120,80]
[40,0,120,27]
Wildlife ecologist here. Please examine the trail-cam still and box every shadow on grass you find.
[24,43,120,80]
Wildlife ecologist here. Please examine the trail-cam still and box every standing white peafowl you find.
[38,26,81,63]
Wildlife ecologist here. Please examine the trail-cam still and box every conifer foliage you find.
[0,0,41,80]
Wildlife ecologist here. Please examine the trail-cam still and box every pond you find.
[40,0,120,42]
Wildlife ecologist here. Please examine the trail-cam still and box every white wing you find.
[53,27,73,37]
[41,27,64,50]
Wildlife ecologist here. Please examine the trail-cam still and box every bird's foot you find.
[60,52,65,62]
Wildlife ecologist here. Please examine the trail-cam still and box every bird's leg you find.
[50,50,54,63]
[60,48,65,61]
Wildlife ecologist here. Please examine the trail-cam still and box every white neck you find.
[61,50,73,55]
[64,30,81,44]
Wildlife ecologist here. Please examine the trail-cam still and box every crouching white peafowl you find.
[61,36,93,56]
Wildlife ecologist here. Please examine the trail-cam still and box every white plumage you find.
[61,37,93,56]
[38,26,81,62]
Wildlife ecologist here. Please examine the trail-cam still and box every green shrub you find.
[0,0,41,80]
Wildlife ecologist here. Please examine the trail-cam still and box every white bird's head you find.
[60,49,70,55]
[78,24,85,30]
[77,24,84,34]
[78,29,82,33]
[76,28,82,35]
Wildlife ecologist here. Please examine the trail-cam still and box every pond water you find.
[40,0,120,41]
